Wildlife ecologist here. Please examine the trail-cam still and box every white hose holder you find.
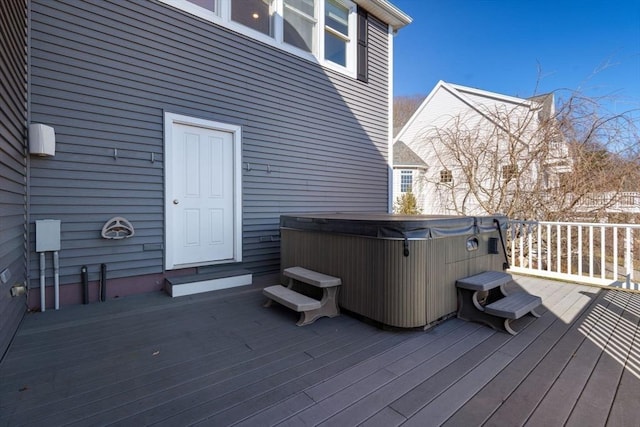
[101,217,134,240]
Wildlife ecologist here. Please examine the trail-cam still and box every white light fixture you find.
[29,123,56,156]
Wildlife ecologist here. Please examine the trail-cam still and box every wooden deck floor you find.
[1,276,638,426]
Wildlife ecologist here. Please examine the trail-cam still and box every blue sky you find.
[391,0,640,114]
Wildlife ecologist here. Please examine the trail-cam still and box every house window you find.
[440,169,453,183]
[502,164,518,181]
[400,170,413,193]
[283,0,316,52]
[162,0,358,77]
[186,0,217,13]
[324,0,349,66]
[231,0,274,36]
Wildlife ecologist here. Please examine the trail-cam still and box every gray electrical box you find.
[36,219,61,252]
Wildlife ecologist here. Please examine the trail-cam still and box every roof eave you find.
[354,0,412,31]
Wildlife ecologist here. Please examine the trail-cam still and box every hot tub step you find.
[456,271,512,291]
[283,266,342,288]
[263,285,322,312]
[456,270,541,335]
[484,292,542,319]
[264,267,341,326]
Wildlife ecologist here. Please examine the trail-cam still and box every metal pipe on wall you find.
[81,266,89,304]
[100,263,107,302]
[40,252,46,312]
[53,251,60,310]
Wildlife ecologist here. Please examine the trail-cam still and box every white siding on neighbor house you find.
[395,82,546,216]
[28,0,391,288]
[394,85,469,214]
[396,85,466,151]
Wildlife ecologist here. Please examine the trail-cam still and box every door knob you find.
[173,199,179,205]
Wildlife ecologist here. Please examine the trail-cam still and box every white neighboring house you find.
[393,80,570,216]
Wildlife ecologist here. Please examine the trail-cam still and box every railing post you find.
[567,225,572,274]
[589,226,594,278]
[556,224,561,273]
[546,224,551,272]
[625,226,632,281]
[510,222,516,267]
[537,224,542,270]
[578,225,583,278]
[613,226,618,280]
[519,223,524,267]
[601,226,606,280]
[527,223,533,269]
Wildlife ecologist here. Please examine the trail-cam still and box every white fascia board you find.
[448,82,536,109]
[441,83,537,144]
[393,164,428,170]
[354,0,412,30]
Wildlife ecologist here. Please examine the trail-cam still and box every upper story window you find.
[187,0,216,12]
[324,0,349,66]
[283,0,316,52]
[171,0,359,77]
[231,0,274,36]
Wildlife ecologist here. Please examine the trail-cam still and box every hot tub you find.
[280,213,508,328]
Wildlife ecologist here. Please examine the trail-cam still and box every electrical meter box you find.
[36,219,61,252]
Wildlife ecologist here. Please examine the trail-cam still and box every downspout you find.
[53,251,59,309]
[39,252,45,311]
[25,0,33,308]
[386,22,394,213]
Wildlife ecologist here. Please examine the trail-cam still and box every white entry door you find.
[165,114,242,269]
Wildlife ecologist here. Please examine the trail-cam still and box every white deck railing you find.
[507,220,640,291]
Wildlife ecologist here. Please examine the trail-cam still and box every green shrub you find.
[394,192,422,215]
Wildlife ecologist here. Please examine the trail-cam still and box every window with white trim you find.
[231,0,274,36]
[283,0,316,52]
[324,0,349,66]
[187,0,216,12]
[400,170,413,193]
[167,0,359,76]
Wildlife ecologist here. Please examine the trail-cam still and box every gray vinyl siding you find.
[0,0,27,357]
[29,0,390,288]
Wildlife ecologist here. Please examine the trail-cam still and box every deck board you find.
[413,284,593,426]
[606,310,640,427]
[1,276,639,427]
[564,292,640,427]
[482,288,612,427]
[525,291,633,426]
[67,325,386,425]
[441,283,598,426]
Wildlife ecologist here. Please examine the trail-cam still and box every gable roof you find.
[393,141,427,167]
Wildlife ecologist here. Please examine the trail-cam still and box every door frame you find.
[164,112,243,270]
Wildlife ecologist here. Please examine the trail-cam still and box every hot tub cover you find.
[280,213,508,240]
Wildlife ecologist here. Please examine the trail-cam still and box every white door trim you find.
[164,112,243,270]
